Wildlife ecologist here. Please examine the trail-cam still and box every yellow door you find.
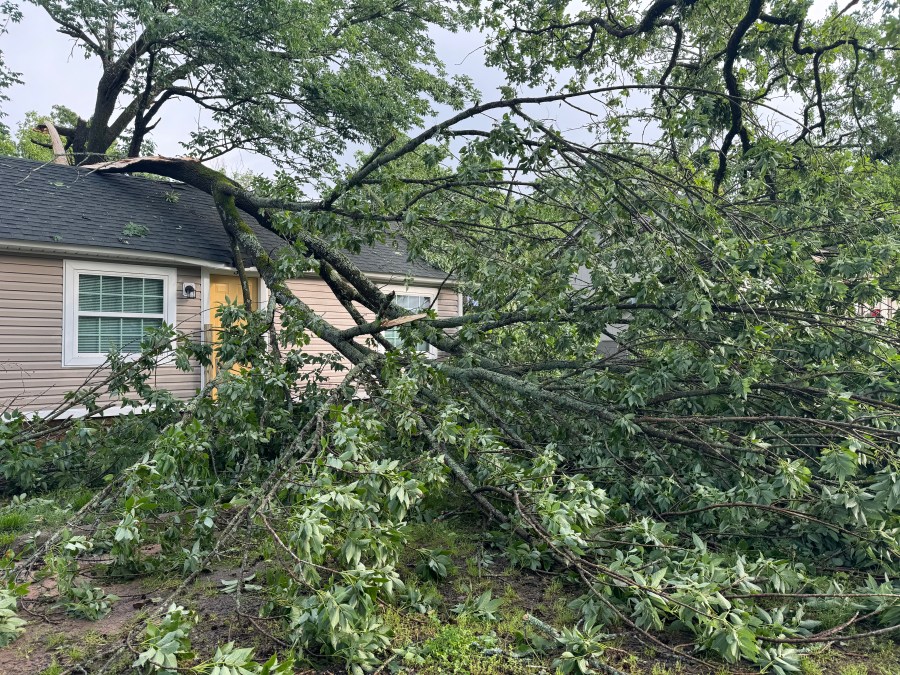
[208,274,259,381]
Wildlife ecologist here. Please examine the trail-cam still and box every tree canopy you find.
[26,0,474,165]
[2,0,900,673]
[0,1,21,134]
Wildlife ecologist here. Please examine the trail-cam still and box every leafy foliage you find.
[0,0,21,130]
[453,589,504,622]
[133,604,198,674]
[415,548,454,581]
[59,581,118,620]
[23,0,475,164]
[0,587,26,648]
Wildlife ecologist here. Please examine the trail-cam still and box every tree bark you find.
[35,122,69,165]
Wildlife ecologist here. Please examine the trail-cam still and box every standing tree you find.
[28,0,473,164]
[3,0,900,672]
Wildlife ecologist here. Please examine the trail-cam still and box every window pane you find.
[122,277,144,295]
[116,317,163,353]
[395,295,430,311]
[120,318,147,351]
[99,276,124,312]
[99,316,121,350]
[122,293,144,313]
[122,277,145,313]
[77,316,100,353]
[77,316,164,354]
[79,293,102,312]
[78,275,102,312]
[79,275,101,294]
[383,328,401,348]
[144,279,164,313]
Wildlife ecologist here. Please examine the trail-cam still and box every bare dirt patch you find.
[0,562,278,675]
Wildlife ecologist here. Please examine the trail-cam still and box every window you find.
[383,293,434,355]
[858,300,895,323]
[63,261,177,367]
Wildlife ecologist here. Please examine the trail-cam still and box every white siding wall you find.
[0,254,203,414]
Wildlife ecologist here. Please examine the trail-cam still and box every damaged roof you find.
[0,156,447,279]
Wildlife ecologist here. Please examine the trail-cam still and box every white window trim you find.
[62,260,178,367]
[377,284,440,358]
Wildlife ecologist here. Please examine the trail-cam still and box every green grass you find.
[45,633,69,650]
[0,490,94,552]
[64,645,85,662]
[411,622,534,675]
[0,511,29,532]
[38,660,64,675]
[0,509,31,551]
[68,489,95,511]
[649,664,690,675]
[405,519,478,559]
[798,639,900,675]
[799,658,824,675]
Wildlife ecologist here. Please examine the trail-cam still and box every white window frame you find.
[63,260,178,367]
[378,284,439,358]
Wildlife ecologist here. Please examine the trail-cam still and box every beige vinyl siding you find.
[280,278,460,385]
[0,254,203,414]
[435,288,460,325]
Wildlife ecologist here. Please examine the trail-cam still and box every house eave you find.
[0,239,235,270]
[0,240,459,288]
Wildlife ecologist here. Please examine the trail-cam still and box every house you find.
[0,157,460,417]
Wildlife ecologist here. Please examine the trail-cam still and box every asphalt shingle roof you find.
[0,157,447,278]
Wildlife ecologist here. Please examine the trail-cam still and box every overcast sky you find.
[1,1,841,176]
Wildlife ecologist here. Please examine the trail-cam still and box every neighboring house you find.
[0,157,460,417]
[572,263,627,356]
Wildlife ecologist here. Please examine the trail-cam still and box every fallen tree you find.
[2,1,900,673]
